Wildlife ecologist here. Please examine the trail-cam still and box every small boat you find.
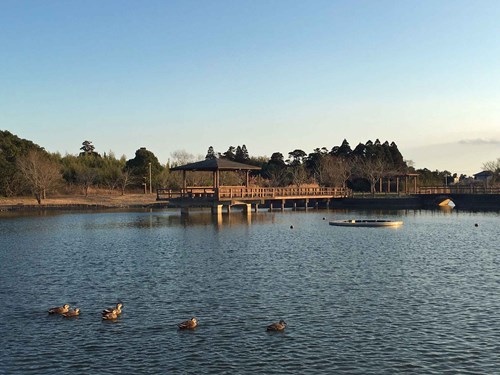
[329,219,403,227]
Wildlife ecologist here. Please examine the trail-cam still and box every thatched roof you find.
[170,158,261,172]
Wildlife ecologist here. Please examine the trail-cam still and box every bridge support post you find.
[211,204,223,215]
[226,205,231,214]
[243,204,252,215]
[326,199,330,209]
[305,199,309,211]
[281,200,285,211]
[254,203,259,212]
[269,202,273,212]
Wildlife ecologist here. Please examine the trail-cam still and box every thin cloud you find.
[458,138,500,145]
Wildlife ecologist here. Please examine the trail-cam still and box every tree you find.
[389,142,405,170]
[261,152,288,186]
[265,166,290,187]
[75,163,98,196]
[306,147,328,178]
[351,143,367,158]
[288,149,307,166]
[79,140,100,157]
[125,147,163,190]
[355,157,389,194]
[170,150,196,167]
[482,158,500,184]
[235,145,250,163]
[270,152,285,166]
[100,153,129,193]
[0,130,45,196]
[16,150,62,203]
[205,146,217,160]
[289,164,309,187]
[336,139,352,157]
[318,155,353,188]
[483,158,500,174]
[222,146,236,160]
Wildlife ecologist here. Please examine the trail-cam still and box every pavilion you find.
[170,158,261,190]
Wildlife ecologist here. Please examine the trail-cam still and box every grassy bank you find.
[0,193,160,209]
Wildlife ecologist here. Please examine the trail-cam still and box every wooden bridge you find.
[158,159,499,212]
[158,158,352,214]
[414,186,500,210]
[157,186,351,214]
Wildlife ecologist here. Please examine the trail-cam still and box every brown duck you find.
[48,304,70,315]
[62,308,80,318]
[102,303,123,316]
[102,309,119,320]
[266,320,287,332]
[178,317,198,330]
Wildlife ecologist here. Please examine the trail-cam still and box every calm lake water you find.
[0,208,499,374]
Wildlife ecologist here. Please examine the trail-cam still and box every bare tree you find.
[266,167,290,187]
[482,158,500,184]
[75,164,98,197]
[355,157,389,194]
[317,155,353,188]
[118,169,132,195]
[289,164,309,187]
[482,158,500,173]
[16,150,62,204]
[170,150,196,167]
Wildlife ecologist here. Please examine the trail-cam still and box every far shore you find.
[0,193,162,210]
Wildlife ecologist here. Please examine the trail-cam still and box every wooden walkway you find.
[416,186,500,195]
[157,186,349,200]
[157,186,351,214]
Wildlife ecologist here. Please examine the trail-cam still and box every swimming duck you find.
[48,304,70,315]
[266,320,287,332]
[102,303,123,316]
[102,309,119,320]
[178,317,198,330]
[62,308,80,318]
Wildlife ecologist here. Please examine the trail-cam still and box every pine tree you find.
[206,146,217,160]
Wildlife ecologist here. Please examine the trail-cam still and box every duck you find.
[178,317,198,330]
[266,320,287,332]
[48,304,70,315]
[62,308,80,318]
[102,303,123,316]
[102,309,119,320]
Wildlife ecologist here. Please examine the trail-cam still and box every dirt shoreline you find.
[0,194,164,211]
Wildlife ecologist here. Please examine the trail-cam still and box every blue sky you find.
[1,0,499,175]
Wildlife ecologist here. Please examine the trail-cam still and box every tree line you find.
[1,130,497,203]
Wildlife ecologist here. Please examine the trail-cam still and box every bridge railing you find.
[157,187,215,200]
[217,186,350,199]
[416,186,500,194]
[157,186,351,201]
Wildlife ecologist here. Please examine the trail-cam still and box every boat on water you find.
[329,219,403,227]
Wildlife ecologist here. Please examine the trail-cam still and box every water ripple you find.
[1,209,499,373]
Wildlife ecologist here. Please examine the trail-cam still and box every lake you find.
[0,208,499,374]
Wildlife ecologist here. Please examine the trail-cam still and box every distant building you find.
[473,171,494,186]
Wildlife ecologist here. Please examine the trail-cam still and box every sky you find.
[1,0,499,176]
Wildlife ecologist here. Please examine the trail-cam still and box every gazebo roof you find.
[170,158,261,172]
